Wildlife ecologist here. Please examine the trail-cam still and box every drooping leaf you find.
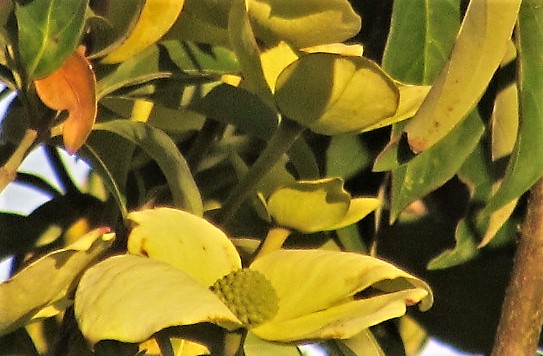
[389,110,484,222]
[93,120,203,216]
[101,0,186,63]
[382,0,461,84]
[127,207,241,286]
[250,249,432,342]
[484,1,543,214]
[75,255,242,347]
[0,228,114,337]
[15,0,88,80]
[228,0,275,108]
[404,0,521,153]
[248,0,361,49]
[35,49,97,153]
[275,53,399,135]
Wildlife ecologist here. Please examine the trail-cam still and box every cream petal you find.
[127,207,241,286]
[250,249,432,323]
[75,255,242,346]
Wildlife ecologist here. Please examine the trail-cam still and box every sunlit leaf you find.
[0,228,114,336]
[15,0,87,80]
[35,49,97,153]
[275,53,399,135]
[248,0,361,48]
[339,330,386,356]
[250,249,432,342]
[75,255,242,346]
[102,0,186,63]
[244,332,301,356]
[404,0,521,152]
[93,120,203,216]
[484,1,543,214]
[491,82,519,161]
[127,207,241,286]
[427,219,479,270]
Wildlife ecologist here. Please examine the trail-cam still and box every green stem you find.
[254,227,292,260]
[217,119,304,224]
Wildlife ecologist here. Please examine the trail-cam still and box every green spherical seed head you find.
[211,268,279,327]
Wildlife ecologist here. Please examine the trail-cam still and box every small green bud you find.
[211,269,279,327]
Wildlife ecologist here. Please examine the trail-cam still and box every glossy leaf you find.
[250,249,432,342]
[102,0,186,63]
[0,228,114,336]
[382,0,461,84]
[390,110,484,222]
[484,2,543,214]
[275,53,399,135]
[93,120,203,215]
[75,255,242,346]
[248,0,361,48]
[35,50,97,153]
[404,0,521,153]
[15,0,87,80]
[127,207,241,286]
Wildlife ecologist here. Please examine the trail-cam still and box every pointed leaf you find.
[93,120,203,216]
[0,228,114,336]
[15,0,87,80]
[102,0,186,63]
[328,197,381,231]
[248,0,361,48]
[250,249,432,342]
[382,0,461,84]
[35,49,97,153]
[127,208,241,286]
[404,0,521,152]
[75,255,242,346]
[275,53,399,135]
[484,2,543,213]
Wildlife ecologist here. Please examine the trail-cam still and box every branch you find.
[0,129,38,192]
[492,177,543,355]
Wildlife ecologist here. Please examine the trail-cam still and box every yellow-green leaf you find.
[248,0,361,48]
[75,255,242,346]
[275,53,399,135]
[102,0,186,63]
[0,228,114,336]
[127,207,241,286]
[250,249,432,342]
[404,0,521,152]
[328,197,382,231]
[491,82,519,161]
[35,49,97,153]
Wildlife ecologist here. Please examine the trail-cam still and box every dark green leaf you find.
[390,110,484,222]
[326,134,370,180]
[15,0,88,80]
[93,120,203,216]
[484,2,543,214]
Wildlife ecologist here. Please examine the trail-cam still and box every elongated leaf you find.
[35,50,97,153]
[93,120,203,216]
[248,0,361,49]
[229,0,275,108]
[0,228,114,336]
[15,0,87,80]
[75,255,242,346]
[404,0,521,152]
[484,2,543,213]
[382,0,461,84]
[102,0,186,63]
[390,110,484,222]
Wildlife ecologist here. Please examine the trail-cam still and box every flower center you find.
[211,268,279,327]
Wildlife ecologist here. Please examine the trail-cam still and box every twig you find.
[492,177,543,355]
[0,129,38,192]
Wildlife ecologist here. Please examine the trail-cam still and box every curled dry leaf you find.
[35,49,97,153]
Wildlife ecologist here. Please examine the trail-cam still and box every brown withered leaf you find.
[35,49,97,153]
